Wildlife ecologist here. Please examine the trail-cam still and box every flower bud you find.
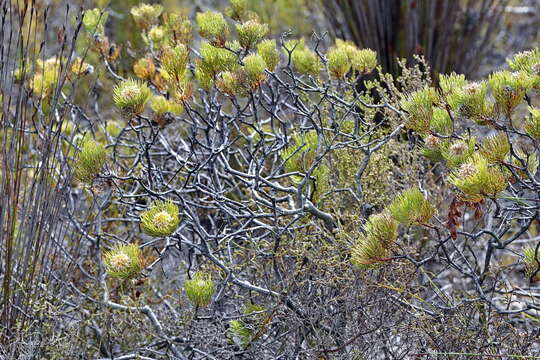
[184,272,215,307]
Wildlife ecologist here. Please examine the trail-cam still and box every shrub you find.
[4,0,540,358]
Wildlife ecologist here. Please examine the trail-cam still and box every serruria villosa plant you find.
[140,200,180,237]
[21,0,540,355]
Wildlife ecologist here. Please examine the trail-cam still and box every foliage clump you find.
[286,39,321,76]
[73,139,107,184]
[237,20,269,50]
[131,3,163,29]
[400,86,438,134]
[196,11,229,47]
[257,39,280,71]
[351,211,397,269]
[388,188,435,226]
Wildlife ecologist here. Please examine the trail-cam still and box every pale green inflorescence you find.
[388,187,435,226]
[184,272,215,307]
[350,211,398,269]
[196,11,229,47]
[441,137,476,168]
[489,70,534,116]
[525,106,540,140]
[400,86,439,134]
[236,20,269,49]
[243,53,267,86]
[73,139,107,184]
[448,153,507,201]
[507,48,540,90]
[103,244,143,279]
[140,200,180,237]
[160,44,189,80]
[151,95,184,117]
[327,46,351,79]
[257,39,280,72]
[113,79,152,116]
[131,3,163,29]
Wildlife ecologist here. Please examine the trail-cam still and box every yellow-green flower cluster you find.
[479,132,509,164]
[448,153,507,201]
[446,80,491,124]
[195,42,238,90]
[225,0,252,22]
[351,187,436,269]
[103,243,143,279]
[329,39,377,77]
[160,44,189,81]
[140,200,180,237]
[113,79,151,116]
[147,26,166,47]
[216,71,239,96]
[73,139,107,184]
[184,272,215,307]
[523,246,540,280]
[350,211,398,269]
[440,72,467,96]
[196,11,229,47]
[83,8,108,35]
[236,20,269,50]
[133,57,156,80]
[327,46,351,79]
[507,48,540,90]
[489,70,534,116]
[151,95,184,120]
[131,3,163,30]
[400,86,438,134]
[286,39,321,76]
[441,137,476,168]
[243,53,267,87]
[163,12,193,45]
[525,106,540,140]
[257,39,280,72]
[388,188,436,226]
